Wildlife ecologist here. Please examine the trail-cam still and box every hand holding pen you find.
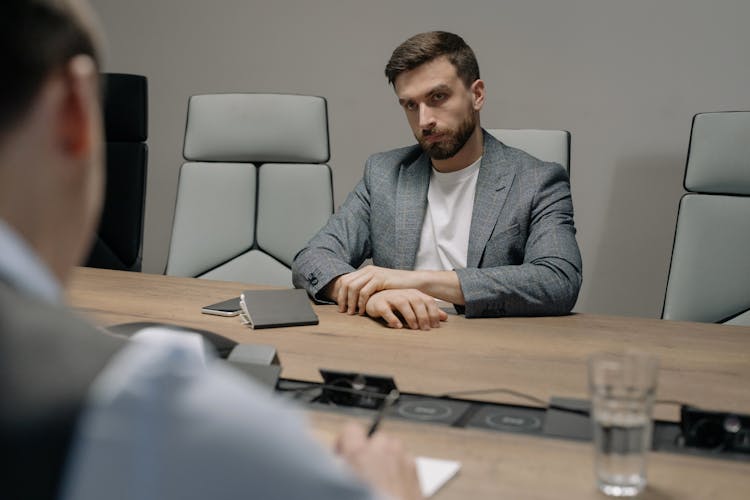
[335,391,423,500]
[368,389,400,436]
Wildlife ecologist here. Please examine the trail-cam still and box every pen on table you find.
[368,389,400,437]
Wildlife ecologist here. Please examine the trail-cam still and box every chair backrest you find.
[662,111,750,325]
[487,128,571,173]
[165,94,333,287]
[85,73,148,272]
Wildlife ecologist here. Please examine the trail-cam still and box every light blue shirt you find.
[0,219,61,303]
[59,327,378,500]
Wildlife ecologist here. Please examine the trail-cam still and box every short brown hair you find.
[385,31,480,88]
[0,0,100,135]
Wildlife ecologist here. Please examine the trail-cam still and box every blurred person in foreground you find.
[0,1,421,499]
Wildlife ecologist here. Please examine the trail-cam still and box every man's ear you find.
[470,79,485,111]
[58,55,100,159]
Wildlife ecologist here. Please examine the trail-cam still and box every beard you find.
[417,108,478,160]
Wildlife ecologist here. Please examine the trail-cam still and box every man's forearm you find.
[455,258,582,317]
[326,268,465,307]
[408,270,465,305]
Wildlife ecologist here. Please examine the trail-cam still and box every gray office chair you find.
[662,111,750,325]
[165,94,333,287]
[488,128,571,174]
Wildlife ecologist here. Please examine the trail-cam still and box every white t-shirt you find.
[415,157,481,271]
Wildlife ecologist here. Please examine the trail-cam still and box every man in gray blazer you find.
[293,31,582,329]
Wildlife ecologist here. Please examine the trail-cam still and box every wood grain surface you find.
[67,267,750,499]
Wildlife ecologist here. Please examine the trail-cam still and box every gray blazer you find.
[292,130,582,317]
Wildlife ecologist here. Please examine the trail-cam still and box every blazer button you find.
[310,277,318,286]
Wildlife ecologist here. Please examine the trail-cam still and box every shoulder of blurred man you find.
[0,279,126,500]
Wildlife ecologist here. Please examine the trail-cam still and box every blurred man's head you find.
[0,0,105,284]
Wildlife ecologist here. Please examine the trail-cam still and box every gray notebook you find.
[239,289,319,329]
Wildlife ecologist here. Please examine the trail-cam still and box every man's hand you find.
[365,289,448,330]
[335,422,423,500]
[331,265,412,315]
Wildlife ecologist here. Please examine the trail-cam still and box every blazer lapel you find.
[395,152,430,269]
[467,132,516,268]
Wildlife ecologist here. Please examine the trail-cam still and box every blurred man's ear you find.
[58,55,100,160]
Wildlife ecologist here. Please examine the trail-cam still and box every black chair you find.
[86,73,148,272]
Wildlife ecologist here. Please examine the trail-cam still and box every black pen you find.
[368,389,400,437]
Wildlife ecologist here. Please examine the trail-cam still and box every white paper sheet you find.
[416,456,461,497]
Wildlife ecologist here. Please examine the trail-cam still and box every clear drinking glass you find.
[588,352,659,497]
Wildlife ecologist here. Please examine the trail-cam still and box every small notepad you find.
[416,457,461,497]
[239,289,319,329]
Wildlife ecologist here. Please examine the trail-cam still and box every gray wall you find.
[89,0,750,318]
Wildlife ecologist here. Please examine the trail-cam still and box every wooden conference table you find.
[68,267,750,499]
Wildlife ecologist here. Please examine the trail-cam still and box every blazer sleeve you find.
[455,164,582,317]
[292,162,374,301]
